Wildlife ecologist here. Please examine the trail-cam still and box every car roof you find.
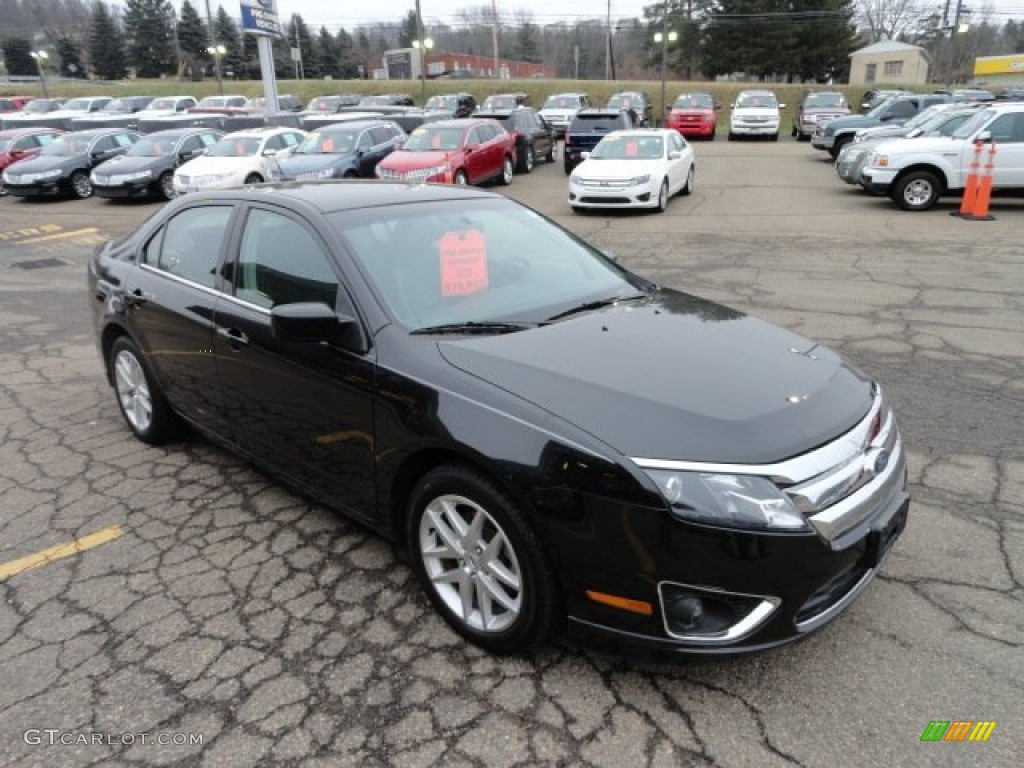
[315,119,392,131]
[0,126,64,138]
[221,126,303,139]
[57,127,134,138]
[178,180,499,214]
[143,127,221,139]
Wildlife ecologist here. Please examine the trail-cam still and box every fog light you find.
[637,192,650,202]
[659,582,779,644]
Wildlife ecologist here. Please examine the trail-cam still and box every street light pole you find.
[30,51,49,98]
[204,0,224,95]
[654,6,676,127]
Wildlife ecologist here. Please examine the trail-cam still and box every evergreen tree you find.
[789,0,857,82]
[701,0,797,79]
[515,21,540,63]
[399,10,418,48]
[318,26,341,79]
[176,0,208,79]
[89,2,127,80]
[55,36,86,78]
[214,5,243,79]
[241,31,261,79]
[336,27,360,78]
[123,0,175,77]
[1,37,36,76]
[286,14,320,79]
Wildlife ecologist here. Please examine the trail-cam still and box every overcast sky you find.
[212,1,1022,32]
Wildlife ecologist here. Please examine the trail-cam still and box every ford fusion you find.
[88,182,909,654]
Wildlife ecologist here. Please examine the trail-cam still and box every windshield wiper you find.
[545,294,647,323]
[410,321,532,336]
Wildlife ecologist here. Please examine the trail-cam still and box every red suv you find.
[665,91,719,140]
[0,96,35,114]
[376,118,516,186]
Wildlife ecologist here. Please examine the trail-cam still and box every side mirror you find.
[262,148,278,156]
[465,143,479,152]
[271,303,363,350]
[977,130,992,143]
[581,151,590,160]
[668,150,682,159]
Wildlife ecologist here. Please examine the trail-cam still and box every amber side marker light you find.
[585,590,654,616]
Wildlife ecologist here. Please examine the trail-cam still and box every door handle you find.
[124,288,152,306]
[217,327,249,347]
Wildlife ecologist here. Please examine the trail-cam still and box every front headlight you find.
[870,153,888,167]
[122,170,153,182]
[569,173,582,184]
[644,470,810,531]
[2,170,14,183]
[37,169,63,180]
[630,174,651,185]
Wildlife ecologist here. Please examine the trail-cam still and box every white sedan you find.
[172,126,306,194]
[568,129,695,213]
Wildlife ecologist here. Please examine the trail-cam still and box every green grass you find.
[3,77,914,123]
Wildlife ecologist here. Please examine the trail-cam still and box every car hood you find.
[540,109,577,118]
[380,150,453,169]
[177,156,252,175]
[733,107,780,119]
[277,153,351,174]
[573,158,666,178]
[437,290,873,464]
[825,115,878,133]
[4,155,75,173]
[94,155,166,174]
[872,135,962,155]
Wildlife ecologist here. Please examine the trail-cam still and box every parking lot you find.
[0,139,1021,767]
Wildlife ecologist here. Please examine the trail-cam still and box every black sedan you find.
[3,128,139,199]
[88,182,908,655]
[475,107,555,173]
[276,120,405,181]
[92,128,222,201]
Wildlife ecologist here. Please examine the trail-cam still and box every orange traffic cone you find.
[967,141,997,221]
[953,139,984,218]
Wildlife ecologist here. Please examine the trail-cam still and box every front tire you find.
[407,465,558,654]
[453,169,469,186]
[158,171,176,201]
[680,165,694,196]
[69,170,92,199]
[244,173,263,184]
[655,179,669,213]
[109,336,177,444]
[893,170,943,211]
[517,144,535,174]
[829,136,850,160]
[499,155,514,185]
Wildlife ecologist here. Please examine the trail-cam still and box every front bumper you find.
[860,167,898,195]
[730,122,779,136]
[568,179,658,209]
[668,119,715,137]
[811,133,835,150]
[94,181,154,199]
[556,389,909,652]
[3,180,63,197]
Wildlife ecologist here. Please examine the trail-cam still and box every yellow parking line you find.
[18,227,100,245]
[0,525,124,580]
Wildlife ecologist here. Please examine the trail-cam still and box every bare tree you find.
[858,0,928,42]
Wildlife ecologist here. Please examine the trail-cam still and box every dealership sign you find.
[240,0,282,37]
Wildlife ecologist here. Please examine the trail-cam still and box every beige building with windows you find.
[848,41,930,86]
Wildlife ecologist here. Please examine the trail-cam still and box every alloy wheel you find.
[114,349,153,434]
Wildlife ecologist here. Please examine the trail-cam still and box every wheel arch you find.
[100,322,131,385]
[893,162,951,191]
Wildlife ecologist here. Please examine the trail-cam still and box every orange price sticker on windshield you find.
[626,141,638,156]
[439,230,488,297]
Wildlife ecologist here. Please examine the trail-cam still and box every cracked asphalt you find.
[0,140,1021,767]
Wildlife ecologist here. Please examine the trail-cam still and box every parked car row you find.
[825,101,1024,212]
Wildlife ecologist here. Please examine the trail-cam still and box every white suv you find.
[860,103,1024,211]
[728,90,784,141]
[539,93,590,139]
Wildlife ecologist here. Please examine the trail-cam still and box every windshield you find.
[901,106,942,130]
[590,134,664,160]
[673,93,713,109]
[146,98,177,111]
[101,99,133,113]
[206,136,261,157]
[360,96,393,105]
[0,138,10,151]
[951,108,996,139]
[543,96,580,110]
[196,96,229,108]
[61,99,92,111]
[803,93,846,109]
[917,109,967,133]
[40,136,90,156]
[607,94,640,109]
[866,98,901,119]
[403,126,466,151]
[425,95,456,110]
[127,137,175,157]
[295,130,356,154]
[306,96,339,111]
[24,100,60,113]
[735,93,777,109]
[331,198,632,331]
[483,96,517,110]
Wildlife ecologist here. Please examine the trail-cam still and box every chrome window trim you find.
[631,386,882,486]
[137,264,272,316]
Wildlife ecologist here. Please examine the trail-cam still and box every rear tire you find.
[407,464,559,654]
[109,336,178,444]
[517,145,535,174]
[680,165,694,196]
[453,169,468,186]
[545,142,555,162]
[498,155,514,185]
[158,171,175,201]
